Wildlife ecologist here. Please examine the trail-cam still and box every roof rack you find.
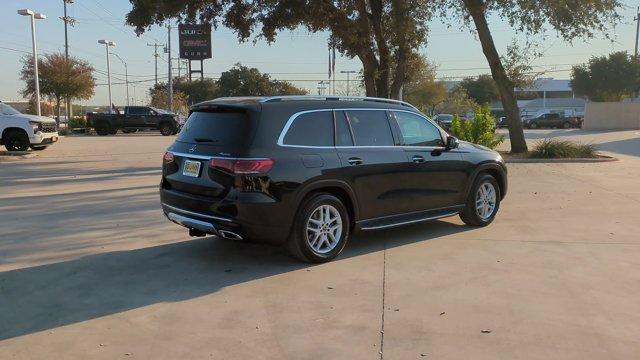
[259,95,418,110]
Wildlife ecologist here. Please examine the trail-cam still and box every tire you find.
[286,193,350,263]
[562,122,572,129]
[30,145,47,151]
[529,122,538,129]
[95,122,111,136]
[109,128,118,135]
[159,122,174,136]
[460,173,502,227]
[3,129,30,151]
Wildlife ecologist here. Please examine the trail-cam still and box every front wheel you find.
[460,173,501,227]
[529,122,538,129]
[286,193,350,263]
[95,122,111,136]
[4,130,30,151]
[159,123,174,136]
[562,122,572,129]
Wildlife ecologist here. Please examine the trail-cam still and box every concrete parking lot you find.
[1,130,640,359]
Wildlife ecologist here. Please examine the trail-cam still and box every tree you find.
[403,56,448,114]
[571,51,640,102]
[434,0,623,153]
[20,53,95,125]
[456,74,499,105]
[149,84,190,114]
[125,0,430,99]
[435,87,477,116]
[173,78,218,105]
[216,63,306,97]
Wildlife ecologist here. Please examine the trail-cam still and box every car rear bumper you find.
[160,186,291,243]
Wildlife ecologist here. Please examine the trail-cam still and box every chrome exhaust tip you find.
[218,230,243,241]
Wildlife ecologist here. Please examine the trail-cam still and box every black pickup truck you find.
[86,106,180,136]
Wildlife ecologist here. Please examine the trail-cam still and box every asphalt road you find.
[1,130,639,359]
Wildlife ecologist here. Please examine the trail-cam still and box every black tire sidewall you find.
[291,194,350,263]
[96,123,110,136]
[160,123,173,136]
[463,174,501,226]
[5,130,30,151]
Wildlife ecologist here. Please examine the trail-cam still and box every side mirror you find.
[445,136,459,150]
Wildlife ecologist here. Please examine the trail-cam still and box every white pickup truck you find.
[0,102,59,151]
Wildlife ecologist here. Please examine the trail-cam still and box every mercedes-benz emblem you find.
[188,145,197,153]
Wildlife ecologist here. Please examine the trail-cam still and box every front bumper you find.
[30,131,59,146]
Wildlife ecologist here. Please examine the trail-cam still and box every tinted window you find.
[345,110,394,146]
[283,111,333,147]
[177,110,252,146]
[335,111,354,146]
[394,112,443,147]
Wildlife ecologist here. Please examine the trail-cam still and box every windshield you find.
[0,103,21,116]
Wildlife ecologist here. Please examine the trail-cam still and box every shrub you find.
[531,139,598,158]
[68,117,86,129]
[450,105,503,149]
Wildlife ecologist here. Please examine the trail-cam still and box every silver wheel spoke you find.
[475,182,497,220]
[306,204,343,254]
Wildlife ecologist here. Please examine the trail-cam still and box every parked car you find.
[86,106,180,136]
[523,112,581,129]
[434,114,454,130]
[0,102,58,151]
[160,96,508,263]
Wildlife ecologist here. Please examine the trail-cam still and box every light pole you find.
[340,70,357,96]
[98,40,116,113]
[111,53,129,107]
[18,9,46,116]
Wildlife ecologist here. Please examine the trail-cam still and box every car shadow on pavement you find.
[0,220,470,341]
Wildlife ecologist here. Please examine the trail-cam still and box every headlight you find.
[29,121,41,133]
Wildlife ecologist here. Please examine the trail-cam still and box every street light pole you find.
[62,0,75,120]
[18,9,46,116]
[98,40,116,113]
[111,53,129,107]
[340,70,357,96]
[167,24,173,113]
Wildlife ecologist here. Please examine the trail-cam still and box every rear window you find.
[177,110,252,145]
[283,111,334,147]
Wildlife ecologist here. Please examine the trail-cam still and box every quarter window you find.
[394,111,444,147]
[283,111,334,147]
[344,110,394,146]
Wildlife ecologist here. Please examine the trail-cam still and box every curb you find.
[505,156,618,164]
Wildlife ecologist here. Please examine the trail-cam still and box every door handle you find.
[412,155,426,163]
[348,157,364,166]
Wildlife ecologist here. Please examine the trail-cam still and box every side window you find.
[128,107,146,115]
[394,111,444,147]
[283,111,334,147]
[344,110,394,146]
[335,111,354,146]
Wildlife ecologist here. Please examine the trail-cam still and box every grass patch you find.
[530,138,599,159]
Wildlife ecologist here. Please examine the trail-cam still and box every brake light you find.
[163,151,174,163]
[209,158,274,174]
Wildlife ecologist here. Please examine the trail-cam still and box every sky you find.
[1,0,638,106]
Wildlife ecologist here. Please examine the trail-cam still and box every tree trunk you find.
[463,0,528,153]
[389,0,409,99]
[369,0,391,98]
[55,97,61,127]
[358,54,378,96]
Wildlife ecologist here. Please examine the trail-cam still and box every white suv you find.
[0,102,59,151]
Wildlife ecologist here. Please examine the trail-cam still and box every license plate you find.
[182,159,202,178]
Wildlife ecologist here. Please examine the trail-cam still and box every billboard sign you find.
[178,24,212,60]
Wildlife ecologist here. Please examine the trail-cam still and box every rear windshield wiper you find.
[194,138,218,143]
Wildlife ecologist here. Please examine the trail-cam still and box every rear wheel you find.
[529,122,538,129]
[460,173,501,227]
[4,130,30,151]
[95,122,111,136]
[159,122,174,136]
[286,193,350,263]
[562,121,572,129]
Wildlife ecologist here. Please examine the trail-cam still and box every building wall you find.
[584,102,640,130]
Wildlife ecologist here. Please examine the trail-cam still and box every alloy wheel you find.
[306,204,343,254]
[475,182,497,220]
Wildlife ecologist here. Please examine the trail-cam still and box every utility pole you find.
[62,0,75,120]
[340,70,357,96]
[166,24,173,113]
[146,42,163,85]
[635,7,640,60]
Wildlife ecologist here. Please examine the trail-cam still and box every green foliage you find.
[571,51,640,102]
[531,139,598,159]
[126,0,431,98]
[403,56,447,114]
[435,87,477,116]
[173,78,218,105]
[450,105,503,150]
[456,75,499,105]
[68,117,86,129]
[215,63,307,97]
[149,87,190,115]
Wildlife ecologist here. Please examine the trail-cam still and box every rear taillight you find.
[163,151,174,163]
[209,158,273,174]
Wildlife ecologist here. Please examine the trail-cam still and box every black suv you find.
[160,96,507,262]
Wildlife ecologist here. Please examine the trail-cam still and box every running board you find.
[358,207,463,231]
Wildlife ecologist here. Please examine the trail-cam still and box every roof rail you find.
[259,95,418,110]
